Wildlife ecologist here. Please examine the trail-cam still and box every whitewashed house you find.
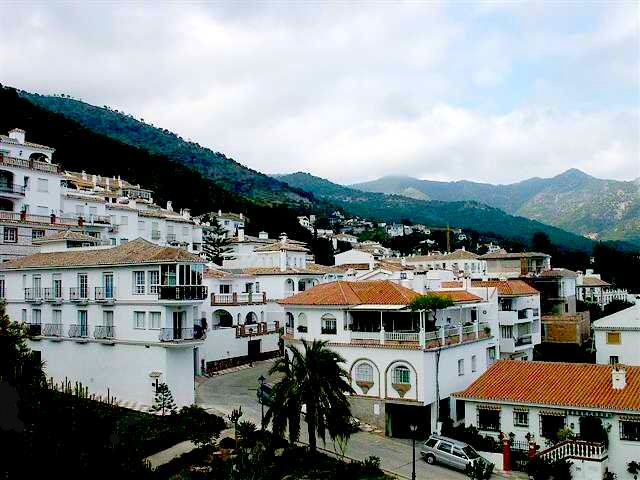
[401,249,487,279]
[472,280,542,360]
[281,280,499,437]
[593,304,640,366]
[0,238,208,407]
[479,250,551,279]
[576,269,632,309]
[455,360,640,480]
[334,249,376,270]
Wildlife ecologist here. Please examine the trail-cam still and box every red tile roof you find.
[472,280,539,296]
[280,280,420,306]
[441,281,463,288]
[454,360,640,412]
[429,290,482,303]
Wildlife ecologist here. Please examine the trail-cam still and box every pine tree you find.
[201,214,234,265]
[149,383,177,416]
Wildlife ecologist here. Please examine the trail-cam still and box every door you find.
[103,273,114,298]
[78,310,88,337]
[173,311,185,339]
[248,339,261,360]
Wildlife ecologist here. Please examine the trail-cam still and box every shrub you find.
[218,437,236,450]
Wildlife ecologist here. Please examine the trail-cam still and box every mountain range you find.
[13,87,637,252]
[352,171,640,244]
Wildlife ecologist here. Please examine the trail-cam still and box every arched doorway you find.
[212,309,233,328]
[245,311,258,325]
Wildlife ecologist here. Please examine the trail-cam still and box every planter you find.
[356,380,374,395]
[392,383,411,398]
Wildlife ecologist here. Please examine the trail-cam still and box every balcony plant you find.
[391,382,411,398]
[356,379,374,395]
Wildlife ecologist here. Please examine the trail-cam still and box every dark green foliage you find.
[466,460,494,479]
[534,343,595,363]
[440,418,501,453]
[603,299,635,316]
[310,236,335,265]
[201,215,234,265]
[266,340,355,452]
[409,293,454,326]
[149,382,177,416]
[526,456,573,480]
[179,405,226,448]
[628,460,640,479]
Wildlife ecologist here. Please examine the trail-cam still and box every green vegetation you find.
[266,340,354,452]
[201,214,234,265]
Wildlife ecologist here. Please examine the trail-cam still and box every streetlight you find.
[409,424,418,480]
[258,374,266,429]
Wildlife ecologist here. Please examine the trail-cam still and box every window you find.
[75,204,84,216]
[355,363,374,383]
[610,356,620,365]
[392,366,410,384]
[471,355,477,372]
[52,309,61,324]
[458,359,465,376]
[133,271,145,294]
[477,407,501,432]
[321,314,337,334]
[103,311,114,327]
[148,270,159,294]
[452,447,467,459]
[540,414,566,439]
[149,312,161,330]
[32,229,45,239]
[77,273,88,298]
[37,178,48,192]
[513,410,529,427]
[103,273,114,298]
[182,226,188,236]
[0,276,4,298]
[219,284,231,294]
[32,309,41,324]
[607,331,621,345]
[52,275,62,298]
[4,227,17,243]
[620,419,640,441]
[21,309,27,322]
[77,310,88,336]
[424,438,438,448]
[134,311,146,329]
[138,220,145,231]
[437,442,452,454]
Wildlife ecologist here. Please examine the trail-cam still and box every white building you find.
[334,249,376,270]
[593,304,640,366]
[0,238,208,407]
[401,249,487,279]
[386,223,405,237]
[281,280,499,437]
[455,360,640,480]
[576,269,631,309]
[479,250,551,279]
[472,280,542,361]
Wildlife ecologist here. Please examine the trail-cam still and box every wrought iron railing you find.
[25,288,43,302]
[43,323,63,336]
[159,327,195,342]
[94,325,116,339]
[69,324,89,338]
[70,287,89,301]
[0,183,26,195]
[158,285,208,301]
[95,286,116,301]
[44,287,63,302]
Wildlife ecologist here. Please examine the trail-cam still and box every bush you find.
[178,405,226,448]
[218,437,236,450]
[361,455,382,475]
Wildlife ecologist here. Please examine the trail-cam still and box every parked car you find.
[256,382,273,406]
[420,434,488,471]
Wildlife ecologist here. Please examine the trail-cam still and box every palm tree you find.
[266,340,354,452]
[409,293,454,429]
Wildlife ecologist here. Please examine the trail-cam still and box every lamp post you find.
[409,424,418,480]
[258,374,266,429]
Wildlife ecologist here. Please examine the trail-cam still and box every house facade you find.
[480,251,551,279]
[401,249,487,279]
[593,304,640,366]
[0,238,208,407]
[455,360,640,479]
[280,280,500,437]
[576,269,632,309]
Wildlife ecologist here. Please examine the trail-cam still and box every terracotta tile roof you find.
[442,281,463,288]
[254,240,309,252]
[239,267,325,276]
[0,238,204,270]
[479,251,551,260]
[280,280,421,306]
[539,268,577,278]
[204,267,232,278]
[375,260,415,272]
[472,280,539,296]
[32,230,100,244]
[337,263,371,270]
[578,277,611,287]
[454,360,640,413]
[428,290,482,303]
[305,263,347,274]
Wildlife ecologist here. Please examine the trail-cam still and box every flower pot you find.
[392,383,411,398]
[356,380,374,395]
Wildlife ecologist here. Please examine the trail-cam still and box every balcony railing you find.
[236,321,280,337]
[69,287,89,302]
[211,292,267,305]
[68,324,89,338]
[517,309,529,320]
[425,322,491,349]
[26,323,42,336]
[94,325,116,339]
[515,334,533,346]
[159,327,194,342]
[166,233,176,243]
[44,287,63,303]
[60,213,111,225]
[24,288,43,302]
[95,286,116,302]
[158,285,208,301]
[0,183,26,196]
[538,440,607,463]
[0,154,60,173]
[42,323,63,337]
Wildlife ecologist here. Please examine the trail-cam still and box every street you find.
[196,360,469,480]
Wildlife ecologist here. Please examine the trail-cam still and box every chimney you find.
[118,176,123,188]
[182,208,191,220]
[279,232,288,243]
[8,128,25,144]
[238,226,245,242]
[81,170,87,180]
[258,231,269,240]
[166,200,173,212]
[612,366,626,390]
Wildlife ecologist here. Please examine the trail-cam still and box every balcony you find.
[211,292,267,305]
[24,288,43,303]
[44,287,63,303]
[108,225,119,234]
[26,323,42,336]
[95,286,116,303]
[517,309,529,320]
[68,324,89,338]
[158,285,208,301]
[236,321,280,338]
[538,440,607,463]
[0,154,60,174]
[94,325,116,340]
[424,322,492,349]
[69,287,89,303]
[159,327,195,342]
[515,334,532,346]
[0,183,26,197]
[166,233,176,243]
[42,323,63,337]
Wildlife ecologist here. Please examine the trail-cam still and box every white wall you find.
[595,329,640,366]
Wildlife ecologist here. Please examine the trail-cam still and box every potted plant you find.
[356,379,374,395]
[392,383,411,398]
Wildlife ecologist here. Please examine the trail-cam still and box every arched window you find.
[298,279,306,292]
[392,366,410,385]
[285,278,295,292]
[321,314,337,335]
[285,312,294,328]
[297,313,308,333]
[356,363,374,383]
[245,312,258,325]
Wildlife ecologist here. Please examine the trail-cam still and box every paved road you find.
[196,360,469,480]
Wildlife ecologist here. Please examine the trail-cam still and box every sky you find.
[1,1,639,184]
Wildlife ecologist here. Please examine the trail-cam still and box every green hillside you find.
[20,91,312,205]
[275,172,603,252]
[353,170,640,244]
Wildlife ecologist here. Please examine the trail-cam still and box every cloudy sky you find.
[2,1,638,184]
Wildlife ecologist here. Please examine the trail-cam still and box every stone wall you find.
[349,395,386,430]
[542,312,590,344]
